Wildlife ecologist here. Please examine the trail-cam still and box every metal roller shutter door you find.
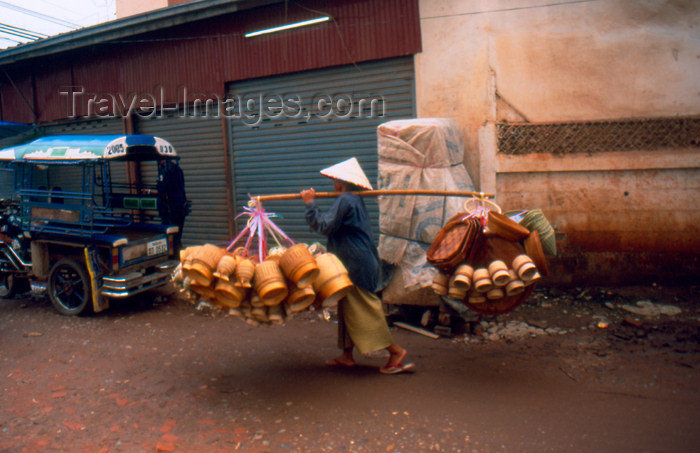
[228,56,415,246]
[135,114,229,247]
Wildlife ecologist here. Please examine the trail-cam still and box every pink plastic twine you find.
[226,196,295,261]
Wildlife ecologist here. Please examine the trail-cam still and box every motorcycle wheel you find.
[48,258,92,316]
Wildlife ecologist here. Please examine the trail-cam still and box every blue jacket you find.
[305,193,379,292]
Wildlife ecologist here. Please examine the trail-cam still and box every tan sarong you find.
[337,286,394,354]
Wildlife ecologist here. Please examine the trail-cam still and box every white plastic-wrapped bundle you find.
[377,118,475,302]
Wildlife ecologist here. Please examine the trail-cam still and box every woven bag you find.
[427,213,483,272]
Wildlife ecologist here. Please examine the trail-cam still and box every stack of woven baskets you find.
[427,201,555,316]
[172,243,354,325]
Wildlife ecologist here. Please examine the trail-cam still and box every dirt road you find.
[2,285,699,452]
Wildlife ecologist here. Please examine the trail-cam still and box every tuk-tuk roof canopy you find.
[0,135,177,161]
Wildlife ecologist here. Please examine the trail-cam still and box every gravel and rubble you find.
[185,283,700,352]
[421,285,700,348]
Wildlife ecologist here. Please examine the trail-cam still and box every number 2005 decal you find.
[106,143,125,156]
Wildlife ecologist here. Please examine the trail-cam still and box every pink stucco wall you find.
[416,0,700,284]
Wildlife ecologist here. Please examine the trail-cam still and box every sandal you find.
[326,358,356,367]
[379,362,415,375]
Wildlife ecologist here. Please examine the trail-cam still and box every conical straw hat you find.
[320,157,373,190]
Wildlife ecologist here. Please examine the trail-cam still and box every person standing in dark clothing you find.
[301,157,414,375]
[157,158,188,252]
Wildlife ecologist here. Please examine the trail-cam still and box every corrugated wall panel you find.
[0,69,36,125]
[217,0,421,81]
[40,118,124,135]
[135,114,230,247]
[229,57,415,246]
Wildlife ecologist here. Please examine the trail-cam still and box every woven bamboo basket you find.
[486,211,530,242]
[524,231,549,277]
[313,253,353,307]
[253,260,288,306]
[279,243,319,288]
[181,245,202,280]
[431,271,449,296]
[518,209,556,256]
[505,270,525,296]
[214,254,238,281]
[286,284,316,313]
[189,244,227,287]
[486,287,505,300]
[234,258,255,288]
[214,279,247,308]
[447,282,467,301]
[512,254,538,281]
[268,304,284,324]
[467,290,487,304]
[472,268,493,293]
[488,260,511,287]
[189,283,216,302]
[452,264,474,290]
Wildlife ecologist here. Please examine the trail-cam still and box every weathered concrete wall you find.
[116,0,168,18]
[415,0,700,285]
[496,148,700,285]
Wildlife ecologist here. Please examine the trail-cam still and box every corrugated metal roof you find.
[1,0,421,124]
[0,0,281,66]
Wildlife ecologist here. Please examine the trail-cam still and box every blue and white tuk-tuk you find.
[0,134,188,315]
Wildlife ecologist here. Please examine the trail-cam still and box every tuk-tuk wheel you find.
[0,271,19,298]
[48,258,92,316]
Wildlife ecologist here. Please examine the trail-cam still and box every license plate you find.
[147,238,168,256]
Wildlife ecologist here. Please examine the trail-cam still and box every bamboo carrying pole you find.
[392,321,441,339]
[255,190,494,202]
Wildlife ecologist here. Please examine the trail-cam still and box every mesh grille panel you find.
[497,116,700,155]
